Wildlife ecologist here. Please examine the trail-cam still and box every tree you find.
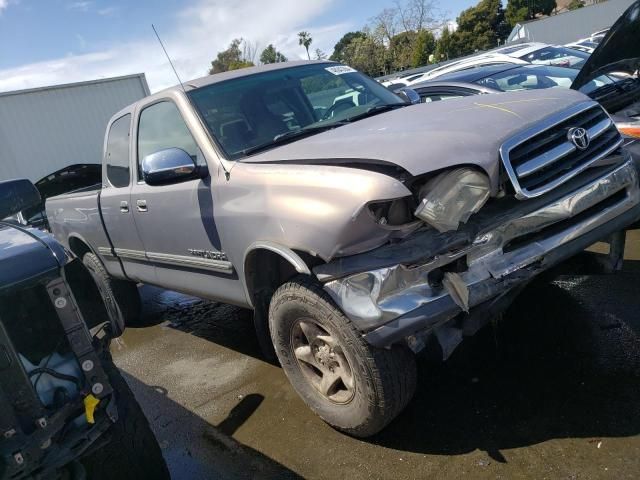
[330,31,366,62]
[298,31,313,60]
[453,0,510,55]
[434,26,456,61]
[412,29,436,67]
[340,32,387,76]
[209,38,255,74]
[567,0,584,10]
[314,48,327,60]
[259,44,287,64]
[390,30,418,70]
[505,0,556,26]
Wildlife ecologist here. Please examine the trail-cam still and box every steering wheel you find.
[322,99,355,120]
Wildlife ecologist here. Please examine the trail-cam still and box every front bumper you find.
[320,159,640,348]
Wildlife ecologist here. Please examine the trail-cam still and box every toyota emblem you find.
[568,127,590,150]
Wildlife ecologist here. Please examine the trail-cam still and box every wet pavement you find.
[112,231,640,479]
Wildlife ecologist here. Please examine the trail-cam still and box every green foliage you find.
[298,31,313,60]
[259,44,287,64]
[434,26,457,61]
[453,0,511,56]
[390,30,418,69]
[505,0,556,26]
[209,39,255,74]
[412,29,436,67]
[330,31,367,62]
[567,0,584,10]
[340,33,387,76]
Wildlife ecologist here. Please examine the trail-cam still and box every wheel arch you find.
[243,241,312,309]
[243,242,314,362]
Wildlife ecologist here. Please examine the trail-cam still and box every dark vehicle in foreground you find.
[47,56,640,437]
[0,179,167,479]
[411,1,640,152]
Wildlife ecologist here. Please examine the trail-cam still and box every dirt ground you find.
[112,231,640,479]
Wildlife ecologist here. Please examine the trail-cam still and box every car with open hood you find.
[45,55,640,437]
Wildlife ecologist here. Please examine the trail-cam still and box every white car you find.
[403,53,528,84]
[493,42,590,68]
[565,39,599,54]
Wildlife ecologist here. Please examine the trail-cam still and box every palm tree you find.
[298,31,312,60]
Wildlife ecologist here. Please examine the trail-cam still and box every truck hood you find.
[244,88,591,186]
[572,1,640,91]
[0,223,64,289]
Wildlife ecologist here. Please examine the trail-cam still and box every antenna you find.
[152,24,187,93]
[151,24,232,180]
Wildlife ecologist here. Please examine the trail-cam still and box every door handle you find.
[119,201,129,213]
[136,199,148,212]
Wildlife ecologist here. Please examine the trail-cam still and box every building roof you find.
[0,73,150,98]
[507,0,636,45]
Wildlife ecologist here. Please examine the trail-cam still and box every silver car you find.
[47,60,640,437]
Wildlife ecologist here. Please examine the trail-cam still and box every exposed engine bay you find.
[0,262,116,480]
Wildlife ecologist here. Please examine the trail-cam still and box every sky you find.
[0,0,477,93]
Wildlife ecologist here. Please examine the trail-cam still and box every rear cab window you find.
[105,114,132,188]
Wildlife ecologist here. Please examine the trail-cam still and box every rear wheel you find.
[82,252,141,334]
[269,276,417,437]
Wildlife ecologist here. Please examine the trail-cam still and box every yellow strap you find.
[83,394,100,424]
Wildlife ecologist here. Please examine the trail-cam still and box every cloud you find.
[0,0,351,93]
[67,1,92,12]
[97,6,117,16]
[0,0,10,14]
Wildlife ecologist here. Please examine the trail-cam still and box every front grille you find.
[500,102,624,199]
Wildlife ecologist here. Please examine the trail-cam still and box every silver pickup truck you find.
[47,60,640,437]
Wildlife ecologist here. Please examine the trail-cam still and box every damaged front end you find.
[314,103,640,358]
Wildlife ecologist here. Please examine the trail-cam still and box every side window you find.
[137,101,202,179]
[105,114,131,188]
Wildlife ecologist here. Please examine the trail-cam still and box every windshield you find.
[520,46,589,69]
[188,63,404,159]
[473,65,617,94]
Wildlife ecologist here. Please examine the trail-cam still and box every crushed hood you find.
[572,1,640,90]
[0,223,61,289]
[244,89,591,188]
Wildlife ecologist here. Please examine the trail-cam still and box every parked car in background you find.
[411,1,640,152]
[493,42,590,68]
[565,39,599,54]
[14,164,101,230]
[385,53,528,86]
[0,179,168,479]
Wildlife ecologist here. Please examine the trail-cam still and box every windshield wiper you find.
[242,122,349,156]
[343,103,408,123]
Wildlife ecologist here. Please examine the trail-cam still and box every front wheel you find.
[269,277,417,437]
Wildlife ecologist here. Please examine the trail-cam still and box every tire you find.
[269,276,417,437]
[81,350,170,480]
[82,252,141,334]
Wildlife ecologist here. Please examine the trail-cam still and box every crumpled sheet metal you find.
[324,160,640,332]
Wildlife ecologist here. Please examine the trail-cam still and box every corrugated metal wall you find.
[0,74,149,182]
[507,0,636,45]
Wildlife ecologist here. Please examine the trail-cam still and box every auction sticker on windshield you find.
[325,65,357,75]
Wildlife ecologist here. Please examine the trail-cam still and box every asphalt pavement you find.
[112,231,640,479]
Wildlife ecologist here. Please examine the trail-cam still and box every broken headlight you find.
[414,168,490,232]
[368,196,416,227]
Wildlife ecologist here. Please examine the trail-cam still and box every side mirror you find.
[396,88,421,105]
[141,148,202,186]
[0,179,41,220]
